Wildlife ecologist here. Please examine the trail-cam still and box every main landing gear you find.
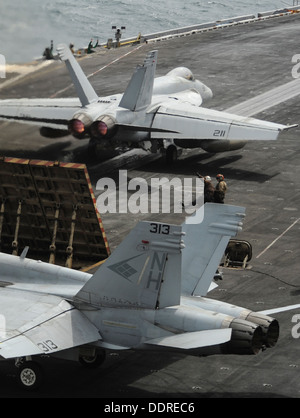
[16,358,43,391]
[163,143,182,164]
[14,348,107,390]
[79,348,106,369]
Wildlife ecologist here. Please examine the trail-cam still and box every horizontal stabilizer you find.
[57,43,99,107]
[182,203,245,297]
[146,328,232,349]
[119,50,157,111]
[0,98,81,129]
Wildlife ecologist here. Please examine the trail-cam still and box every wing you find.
[0,288,100,359]
[0,98,81,129]
[226,78,300,117]
[150,101,294,142]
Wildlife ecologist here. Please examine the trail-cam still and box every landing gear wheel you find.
[166,145,178,164]
[18,361,43,391]
[79,349,106,369]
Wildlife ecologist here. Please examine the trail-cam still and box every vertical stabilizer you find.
[56,44,99,107]
[74,220,184,309]
[182,203,245,297]
[119,50,158,111]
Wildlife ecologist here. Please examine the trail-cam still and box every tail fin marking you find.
[74,220,184,309]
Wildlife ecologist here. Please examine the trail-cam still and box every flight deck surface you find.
[0,13,299,398]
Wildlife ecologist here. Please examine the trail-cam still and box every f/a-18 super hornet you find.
[0,45,296,162]
[0,203,299,390]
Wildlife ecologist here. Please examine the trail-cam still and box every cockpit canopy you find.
[166,67,195,81]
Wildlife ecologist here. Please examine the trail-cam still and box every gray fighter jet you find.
[0,46,296,162]
[0,203,298,390]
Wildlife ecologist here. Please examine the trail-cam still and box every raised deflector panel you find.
[0,157,110,269]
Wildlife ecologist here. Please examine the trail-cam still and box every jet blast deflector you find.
[0,157,110,268]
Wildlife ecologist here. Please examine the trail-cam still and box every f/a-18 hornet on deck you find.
[0,203,299,390]
[0,45,296,162]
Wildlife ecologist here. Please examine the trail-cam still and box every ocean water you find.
[0,0,292,63]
